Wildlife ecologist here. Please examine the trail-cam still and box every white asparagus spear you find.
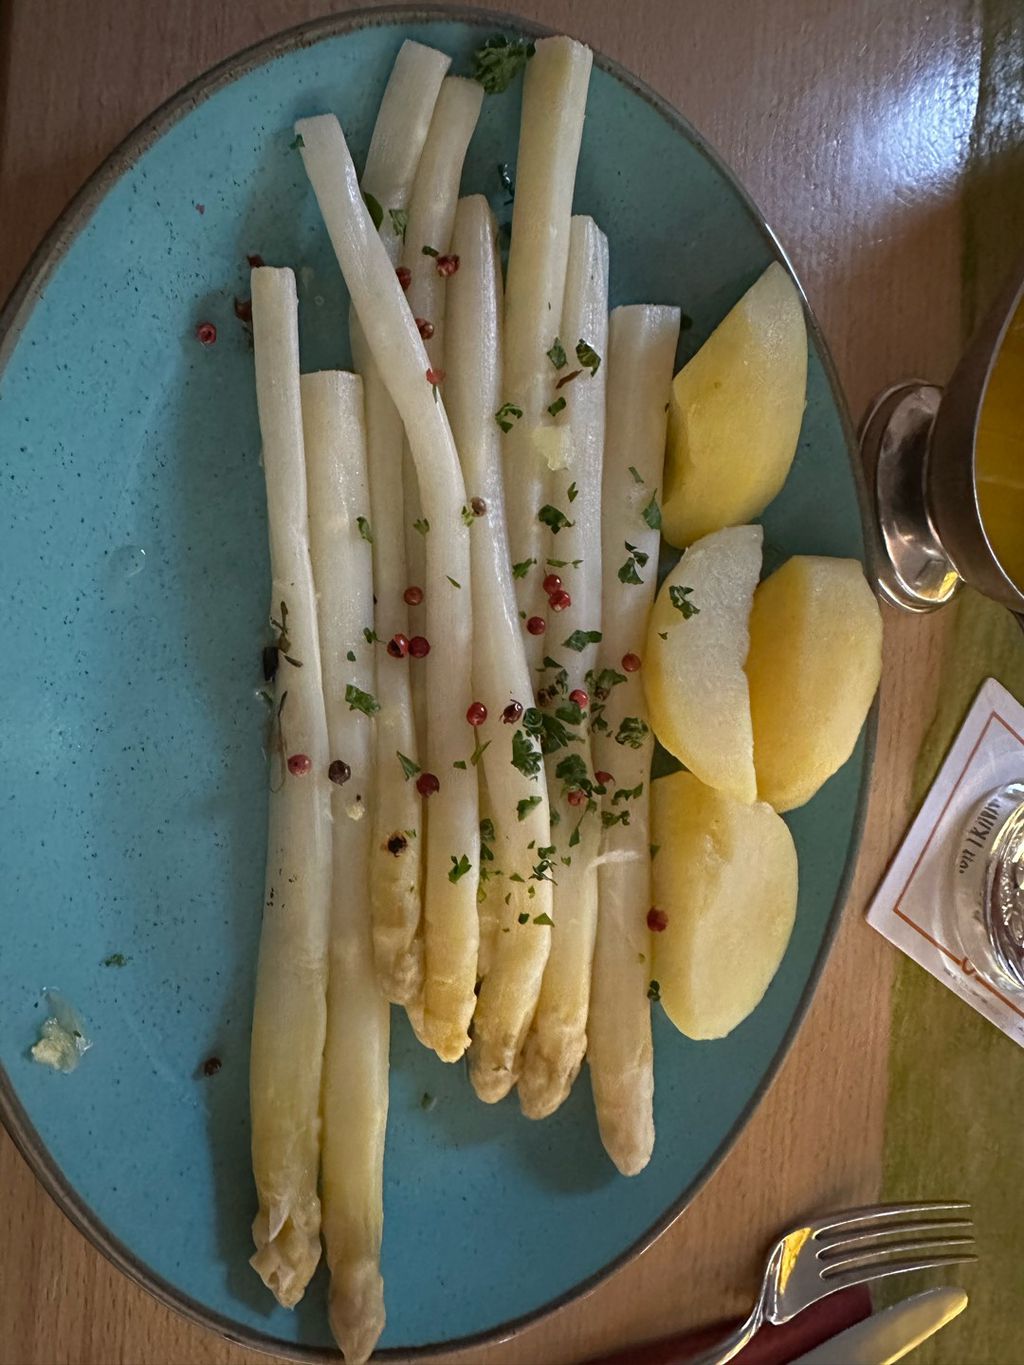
[248,267,331,1306]
[445,195,553,1102]
[519,216,608,1119]
[361,39,450,230]
[299,113,479,1063]
[502,36,593,668]
[400,77,485,783]
[353,43,448,1004]
[303,371,389,1365]
[588,303,680,1175]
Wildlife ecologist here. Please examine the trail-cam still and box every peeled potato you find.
[663,262,807,548]
[747,556,882,812]
[652,771,798,1040]
[644,524,762,803]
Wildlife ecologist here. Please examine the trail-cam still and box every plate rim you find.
[0,4,878,1359]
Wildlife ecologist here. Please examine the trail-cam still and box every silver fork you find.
[690,1201,976,1365]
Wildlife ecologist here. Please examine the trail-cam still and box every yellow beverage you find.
[976,299,1024,590]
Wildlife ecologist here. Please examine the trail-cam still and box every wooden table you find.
[0,1,978,1360]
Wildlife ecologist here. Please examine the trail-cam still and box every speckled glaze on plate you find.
[0,7,874,1358]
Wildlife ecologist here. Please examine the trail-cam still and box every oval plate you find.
[0,7,873,1358]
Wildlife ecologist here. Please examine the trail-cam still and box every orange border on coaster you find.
[891,709,1024,1022]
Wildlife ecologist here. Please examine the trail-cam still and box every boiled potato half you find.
[747,556,882,812]
[652,771,798,1040]
[644,524,762,803]
[662,262,807,548]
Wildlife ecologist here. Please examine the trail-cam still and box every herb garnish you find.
[388,207,408,241]
[461,505,475,528]
[101,953,130,968]
[641,492,662,530]
[647,980,661,1002]
[356,515,373,543]
[270,600,303,668]
[472,34,536,94]
[547,395,567,417]
[563,629,602,653]
[618,540,650,585]
[397,751,420,781]
[512,557,536,579]
[669,585,700,619]
[517,795,542,821]
[289,133,305,151]
[363,627,379,645]
[363,191,384,231]
[567,481,579,503]
[421,243,439,257]
[413,518,430,536]
[538,504,574,533]
[495,401,523,432]
[447,576,462,589]
[614,715,649,748]
[533,912,554,926]
[628,465,644,484]
[546,338,567,369]
[448,854,472,884]
[345,684,380,716]
[511,728,543,778]
[575,338,601,375]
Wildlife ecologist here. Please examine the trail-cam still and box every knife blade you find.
[791,1287,968,1364]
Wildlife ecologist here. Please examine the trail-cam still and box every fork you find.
[690,1201,976,1365]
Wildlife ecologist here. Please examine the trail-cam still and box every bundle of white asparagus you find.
[246,33,680,1359]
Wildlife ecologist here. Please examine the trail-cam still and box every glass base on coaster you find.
[948,783,1024,997]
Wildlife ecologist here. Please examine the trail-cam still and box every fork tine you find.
[817,1252,977,1294]
[820,1236,975,1273]
[817,1219,974,1256]
[811,1201,970,1238]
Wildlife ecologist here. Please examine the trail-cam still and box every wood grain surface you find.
[0,2,977,1361]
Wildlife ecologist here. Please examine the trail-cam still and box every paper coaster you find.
[866,676,1024,1044]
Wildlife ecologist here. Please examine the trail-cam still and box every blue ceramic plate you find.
[0,7,873,1358]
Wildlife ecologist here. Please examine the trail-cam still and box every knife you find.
[791,1287,968,1364]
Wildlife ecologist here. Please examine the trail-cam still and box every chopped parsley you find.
[363,190,384,231]
[647,979,661,1002]
[289,133,305,150]
[612,782,644,804]
[575,338,601,375]
[547,395,567,417]
[447,575,462,589]
[363,626,380,645]
[453,759,467,770]
[563,628,602,652]
[618,540,650,585]
[533,912,554,926]
[346,650,356,661]
[546,338,567,369]
[511,728,543,778]
[413,518,430,536]
[448,854,472,884]
[628,465,644,484]
[397,751,420,781]
[356,515,373,543]
[421,244,439,257]
[517,795,542,821]
[669,584,700,619]
[601,809,631,829]
[614,715,649,748]
[495,401,523,432]
[567,480,579,503]
[547,557,582,569]
[518,911,530,924]
[472,34,536,94]
[523,705,582,756]
[388,207,408,241]
[538,504,574,533]
[461,505,475,528]
[512,557,537,579]
[345,683,380,716]
[641,492,662,530]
